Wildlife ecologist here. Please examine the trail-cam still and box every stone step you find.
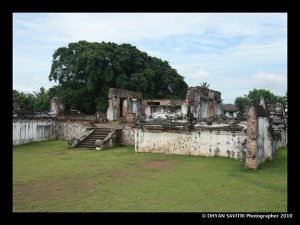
[80,141,101,144]
[91,132,109,134]
[93,129,111,132]
[77,142,96,146]
[92,134,110,137]
[77,143,95,147]
[85,138,106,141]
[75,128,113,148]
[77,146,94,149]
[81,137,106,141]
[91,132,110,135]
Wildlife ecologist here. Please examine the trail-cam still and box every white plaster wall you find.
[13,119,54,145]
[263,118,273,159]
[181,104,188,116]
[13,119,94,145]
[135,128,247,160]
[122,127,135,145]
[132,101,138,116]
[56,121,91,140]
[257,117,274,165]
[107,108,114,121]
[257,117,265,162]
[145,106,182,119]
[216,104,222,116]
[201,102,209,118]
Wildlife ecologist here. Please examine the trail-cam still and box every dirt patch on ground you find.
[14,182,62,200]
[140,159,178,170]
[13,178,92,201]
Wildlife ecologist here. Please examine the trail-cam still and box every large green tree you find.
[234,89,287,112]
[234,96,251,113]
[13,87,51,111]
[247,89,278,103]
[49,41,188,113]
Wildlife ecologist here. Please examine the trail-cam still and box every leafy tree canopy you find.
[49,41,188,113]
[234,89,287,113]
[13,87,50,111]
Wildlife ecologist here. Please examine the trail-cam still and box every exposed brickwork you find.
[245,107,258,169]
[50,97,65,117]
[107,88,143,122]
[185,87,222,118]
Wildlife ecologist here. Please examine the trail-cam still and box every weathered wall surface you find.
[257,117,273,162]
[50,97,65,117]
[13,119,94,145]
[55,120,94,140]
[274,128,287,149]
[121,126,135,145]
[107,88,143,121]
[245,104,275,169]
[135,128,247,160]
[13,119,55,145]
[145,105,183,119]
[185,87,222,119]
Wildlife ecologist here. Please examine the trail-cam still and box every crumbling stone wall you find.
[184,87,222,119]
[245,107,258,169]
[54,120,95,140]
[135,122,247,160]
[13,118,56,145]
[145,105,183,120]
[50,97,65,117]
[13,115,95,145]
[245,104,275,169]
[121,126,135,145]
[106,88,143,122]
[267,102,287,149]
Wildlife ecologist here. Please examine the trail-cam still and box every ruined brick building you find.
[106,88,143,123]
[13,87,287,170]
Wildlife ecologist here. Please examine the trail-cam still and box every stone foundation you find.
[135,125,247,160]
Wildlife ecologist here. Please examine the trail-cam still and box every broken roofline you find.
[108,88,143,99]
[186,86,222,103]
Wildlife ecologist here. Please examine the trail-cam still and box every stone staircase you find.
[76,128,112,149]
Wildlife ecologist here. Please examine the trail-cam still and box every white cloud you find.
[14,13,207,43]
[229,39,287,65]
[251,71,287,90]
[190,70,209,81]
[13,13,287,44]
[13,13,287,103]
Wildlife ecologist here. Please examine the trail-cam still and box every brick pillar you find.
[50,97,64,117]
[245,107,258,169]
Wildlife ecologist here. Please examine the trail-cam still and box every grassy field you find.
[13,140,287,212]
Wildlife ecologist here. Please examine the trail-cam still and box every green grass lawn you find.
[13,140,287,212]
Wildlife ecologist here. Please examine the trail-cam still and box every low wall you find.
[13,119,55,145]
[13,118,95,145]
[55,120,94,140]
[135,127,247,160]
[121,126,135,145]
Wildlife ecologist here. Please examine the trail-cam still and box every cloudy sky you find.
[13,13,287,103]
